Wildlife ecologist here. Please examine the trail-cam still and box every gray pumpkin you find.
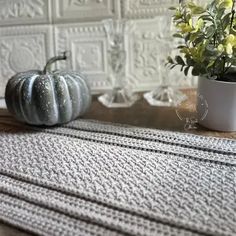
[5,52,91,126]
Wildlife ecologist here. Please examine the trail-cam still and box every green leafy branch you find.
[167,0,236,79]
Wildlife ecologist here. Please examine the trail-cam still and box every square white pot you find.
[197,76,236,132]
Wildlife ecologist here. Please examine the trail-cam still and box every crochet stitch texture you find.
[0,119,235,236]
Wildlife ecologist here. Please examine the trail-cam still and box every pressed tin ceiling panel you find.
[0,25,53,96]
[121,0,177,18]
[0,0,196,96]
[54,22,110,93]
[52,0,119,23]
[0,0,51,26]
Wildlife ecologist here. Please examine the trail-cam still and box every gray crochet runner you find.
[0,119,235,236]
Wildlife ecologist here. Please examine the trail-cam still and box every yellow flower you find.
[180,47,190,54]
[226,43,233,54]
[225,34,236,47]
[217,44,224,52]
[177,19,193,33]
[217,0,233,8]
[218,35,236,55]
[193,18,204,32]
[178,23,192,33]
[217,34,236,55]
[225,34,236,54]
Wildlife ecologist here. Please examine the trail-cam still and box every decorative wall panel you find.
[121,0,176,18]
[0,25,53,96]
[0,0,51,26]
[127,17,193,92]
[52,0,118,23]
[0,0,197,96]
[55,22,109,93]
[121,0,207,19]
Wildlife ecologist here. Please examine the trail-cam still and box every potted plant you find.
[167,0,236,131]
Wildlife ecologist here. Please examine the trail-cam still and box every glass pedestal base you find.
[98,88,140,108]
[143,86,187,107]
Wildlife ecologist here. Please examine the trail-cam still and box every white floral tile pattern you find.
[0,0,197,96]
[0,0,51,26]
[55,22,109,93]
[0,25,53,96]
[52,0,119,23]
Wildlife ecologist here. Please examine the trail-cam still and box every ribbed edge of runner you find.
[0,171,227,236]
[0,192,127,236]
[0,174,205,236]
[63,120,236,153]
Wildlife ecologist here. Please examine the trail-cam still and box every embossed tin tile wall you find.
[0,0,197,97]
[55,22,110,93]
[0,0,51,26]
[121,0,176,18]
[52,0,119,23]
[0,25,53,96]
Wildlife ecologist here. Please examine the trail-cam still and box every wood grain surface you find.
[83,89,236,139]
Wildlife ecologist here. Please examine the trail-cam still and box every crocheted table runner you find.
[0,119,235,236]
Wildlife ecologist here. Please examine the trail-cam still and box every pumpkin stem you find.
[43,51,69,74]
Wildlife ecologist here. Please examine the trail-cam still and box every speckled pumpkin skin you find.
[5,70,91,126]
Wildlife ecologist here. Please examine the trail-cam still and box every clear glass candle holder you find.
[143,36,187,107]
[98,19,139,108]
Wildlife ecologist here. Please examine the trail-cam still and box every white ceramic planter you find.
[197,76,236,132]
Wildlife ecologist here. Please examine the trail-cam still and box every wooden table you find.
[0,89,235,236]
[83,89,235,139]
[0,89,235,140]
